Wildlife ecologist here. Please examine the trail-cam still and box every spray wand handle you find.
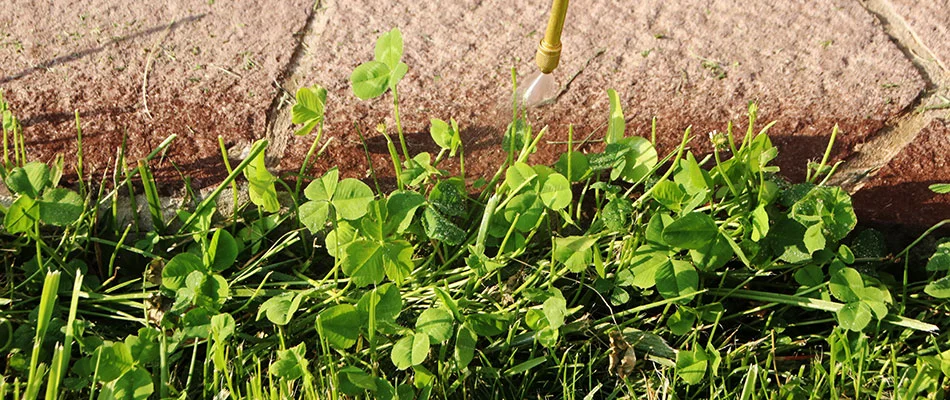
[535,0,569,74]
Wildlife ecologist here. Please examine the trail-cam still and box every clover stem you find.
[391,87,411,162]
[459,143,466,179]
[217,136,239,222]
[296,122,325,197]
[713,145,739,198]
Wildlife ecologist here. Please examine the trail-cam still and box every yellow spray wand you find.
[520,0,570,106]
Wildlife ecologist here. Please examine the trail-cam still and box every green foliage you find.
[89,333,156,400]
[375,28,404,70]
[343,238,413,287]
[6,162,49,198]
[244,139,279,213]
[258,291,309,325]
[357,283,403,332]
[317,305,361,350]
[829,264,890,331]
[429,118,461,156]
[4,196,39,233]
[539,172,571,210]
[1,28,948,400]
[420,180,465,245]
[662,212,718,250]
[790,186,857,243]
[391,332,429,370]
[416,308,454,343]
[271,343,309,380]
[351,61,392,100]
[162,253,205,291]
[926,241,950,272]
[554,150,590,182]
[930,183,950,194]
[553,236,596,272]
[453,323,477,369]
[2,161,83,234]
[291,85,327,136]
[299,168,374,232]
[926,241,950,299]
[675,347,709,385]
[655,260,699,301]
[106,367,153,400]
[205,229,238,272]
[351,28,407,100]
[605,89,625,144]
[338,366,377,395]
[331,179,374,220]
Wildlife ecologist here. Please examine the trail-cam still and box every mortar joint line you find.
[831,0,948,192]
[262,0,324,164]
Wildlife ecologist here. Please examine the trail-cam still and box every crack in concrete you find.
[262,1,331,166]
[554,48,606,103]
[860,0,948,88]
[831,0,949,191]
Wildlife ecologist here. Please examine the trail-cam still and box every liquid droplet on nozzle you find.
[518,71,558,107]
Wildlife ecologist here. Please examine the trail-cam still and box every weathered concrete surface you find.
[0,0,311,188]
[888,0,950,73]
[270,0,924,184]
[852,119,950,229]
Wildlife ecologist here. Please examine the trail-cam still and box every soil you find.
[852,118,950,230]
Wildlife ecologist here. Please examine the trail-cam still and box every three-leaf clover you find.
[2,162,84,233]
[829,264,891,331]
[430,118,461,156]
[291,85,327,136]
[351,28,408,100]
[299,168,374,233]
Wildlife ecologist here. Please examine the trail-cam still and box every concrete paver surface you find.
[1,0,311,187]
[272,0,923,184]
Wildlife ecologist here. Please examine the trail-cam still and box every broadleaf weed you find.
[0,26,947,400]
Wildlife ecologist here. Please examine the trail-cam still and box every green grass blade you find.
[178,139,268,234]
[25,270,61,399]
[708,288,938,332]
[137,160,165,230]
[44,270,82,399]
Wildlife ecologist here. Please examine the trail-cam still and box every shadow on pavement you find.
[0,13,206,85]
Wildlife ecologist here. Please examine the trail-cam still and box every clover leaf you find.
[291,85,327,136]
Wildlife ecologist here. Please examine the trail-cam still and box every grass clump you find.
[1,28,950,400]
